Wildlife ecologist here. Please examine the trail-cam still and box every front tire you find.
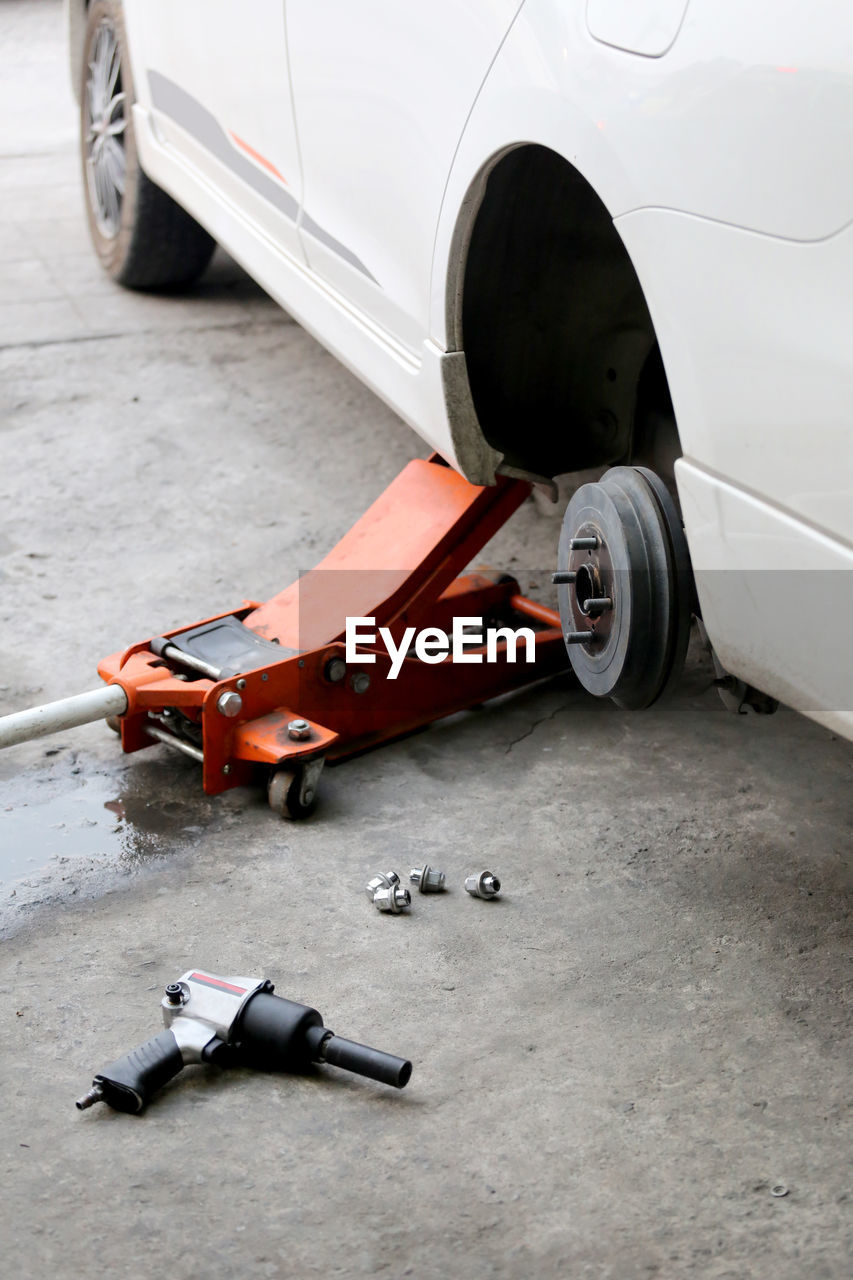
[80,1,215,289]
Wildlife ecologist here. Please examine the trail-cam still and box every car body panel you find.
[614,208,853,544]
[122,0,305,261]
[676,460,853,739]
[285,1,524,356]
[586,0,691,58]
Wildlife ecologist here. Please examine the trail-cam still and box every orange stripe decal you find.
[228,131,287,184]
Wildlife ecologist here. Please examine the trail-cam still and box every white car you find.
[68,0,853,737]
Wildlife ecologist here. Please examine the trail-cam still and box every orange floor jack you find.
[0,456,568,817]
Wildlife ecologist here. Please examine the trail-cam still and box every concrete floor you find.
[1,4,851,1276]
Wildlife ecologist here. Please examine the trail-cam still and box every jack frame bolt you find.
[373,885,411,914]
[365,871,401,901]
[287,718,312,741]
[325,658,347,683]
[465,871,502,900]
[351,672,371,694]
[410,865,446,893]
[217,691,243,718]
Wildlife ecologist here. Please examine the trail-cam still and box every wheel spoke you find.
[102,162,120,230]
[106,91,126,121]
[102,138,126,195]
[90,155,107,219]
[92,35,108,106]
[107,38,121,99]
[85,76,98,125]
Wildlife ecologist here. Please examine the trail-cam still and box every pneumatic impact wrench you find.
[76,970,412,1114]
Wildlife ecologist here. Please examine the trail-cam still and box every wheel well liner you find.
[460,145,662,478]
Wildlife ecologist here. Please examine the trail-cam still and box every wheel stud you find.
[552,570,577,585]
[569,536,598,551]
[582,597,612,616]
[564,631,597,645]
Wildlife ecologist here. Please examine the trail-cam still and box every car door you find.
[285,1,524,356]
[123,1,304,260]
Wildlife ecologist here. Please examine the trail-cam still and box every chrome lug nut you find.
[373,885,411,914]
[365,871,401,901]
[287,718,312,741]
[465,871,502,899]
[216,691,243,718]
[410,865,446,893]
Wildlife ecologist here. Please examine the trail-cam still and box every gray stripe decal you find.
[148,70,377,284]
[148,70,299,221]
[298,210,377,282]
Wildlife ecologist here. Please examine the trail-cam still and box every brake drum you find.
[555,467,691,709]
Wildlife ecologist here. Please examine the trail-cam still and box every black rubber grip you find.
[93,1029,184,1114]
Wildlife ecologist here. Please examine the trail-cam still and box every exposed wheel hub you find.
[555,466,692,709]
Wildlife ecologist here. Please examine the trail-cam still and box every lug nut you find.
[365,871,401,901]
[465,871,501,900]
[217,691,243,717]
[287,718,312,741]
[409,865,446,893]
[373,885,411,914]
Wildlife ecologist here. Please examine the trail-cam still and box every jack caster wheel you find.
[555,466,692,709]
[267,760,323,820]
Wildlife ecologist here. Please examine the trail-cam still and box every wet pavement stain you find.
[0,746,210,889]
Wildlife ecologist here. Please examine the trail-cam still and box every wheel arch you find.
[442,140,680,482]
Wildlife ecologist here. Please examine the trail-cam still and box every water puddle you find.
[0,745,209,891]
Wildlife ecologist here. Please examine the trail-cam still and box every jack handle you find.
[0,685,128,751]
